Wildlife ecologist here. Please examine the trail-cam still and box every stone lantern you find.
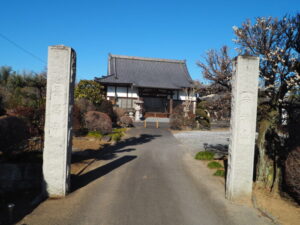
[134,99,144,121]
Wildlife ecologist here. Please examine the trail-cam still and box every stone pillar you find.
[226,56,259,202]
[43,45,76,197]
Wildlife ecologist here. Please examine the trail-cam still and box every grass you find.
[87,128,127,142]
[195,151,214,160]
[213,169,225,177]
[87,131,103,139]
[109,133,122,142]
[112,128,127,133]
[108,128,127,142]
[207,161,223,169]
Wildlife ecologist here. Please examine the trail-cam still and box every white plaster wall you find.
[107,86,115,97]
[107,86,138,98]
[116,87,127,97]
[129,87,138,98]
[178,90,196,101]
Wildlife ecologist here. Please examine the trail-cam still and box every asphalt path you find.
[19,128,272,225]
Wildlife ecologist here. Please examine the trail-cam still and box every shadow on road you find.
[5,133,160,225]
[71,133,161,192]
[71,155,137,192]
[72,133,161,163]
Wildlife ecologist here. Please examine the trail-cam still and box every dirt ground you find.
[253,186,300,225]
[72,136,104,150]
[71,137,106,175]
[201,159,300,225]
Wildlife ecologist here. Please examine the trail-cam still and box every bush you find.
[74,80,105,105]
[170,104,196,130]
[195,101,210,129]
[119,115,133,127]
[0,95,5,116]
[170,113,184,130]
[98,100,116,122]
[75,98,96,114]
[114,107,126,121]
[213,169,225,177]
[8,106,45,138]
[84,111,112,134]
[195,151,214,160]
[73,104,83,131]
[284,146,300,203]
[0,116,29,155]
[207,161,223,169]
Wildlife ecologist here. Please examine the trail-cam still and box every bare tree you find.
[196,46,233,121]
[197,46,233,92]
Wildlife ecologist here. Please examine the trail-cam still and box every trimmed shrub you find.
[119,115,133,128]
[0,116,29,155]
[195,151,214,160]
[114,107,126,121]
[207,161,223,169]
[84,111,112,134]
[195,101,210,129]
[98,100,116,122]
[284,146,300,203]
[75,98,96,114]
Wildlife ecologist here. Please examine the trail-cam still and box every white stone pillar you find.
[226,56,259,202]
[43,45,76,197]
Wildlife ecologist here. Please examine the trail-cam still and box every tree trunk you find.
[256,111,281,192]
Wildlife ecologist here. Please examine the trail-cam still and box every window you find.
[117,98,134,109]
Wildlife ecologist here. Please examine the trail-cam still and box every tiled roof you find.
[97,54,193,89]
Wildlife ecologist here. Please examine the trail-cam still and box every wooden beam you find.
[169,98,173,114]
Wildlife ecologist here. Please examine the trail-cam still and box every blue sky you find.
[0,0,298,82]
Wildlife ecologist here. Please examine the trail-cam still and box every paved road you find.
[19,128,271,225]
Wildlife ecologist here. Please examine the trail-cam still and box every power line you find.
[0,32,46,65]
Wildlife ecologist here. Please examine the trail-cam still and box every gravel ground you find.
[173,130,230,155]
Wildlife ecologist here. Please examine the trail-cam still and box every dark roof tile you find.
[97,54,193,89]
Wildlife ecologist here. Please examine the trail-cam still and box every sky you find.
[0,0,299,82]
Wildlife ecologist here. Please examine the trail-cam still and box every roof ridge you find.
[110,54,185,64]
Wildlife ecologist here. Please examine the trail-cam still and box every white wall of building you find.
[107,86,115,97]
[129,87,138,98]
[175,90,196,101]
[107,86,196,101]
[107,86,138,98]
